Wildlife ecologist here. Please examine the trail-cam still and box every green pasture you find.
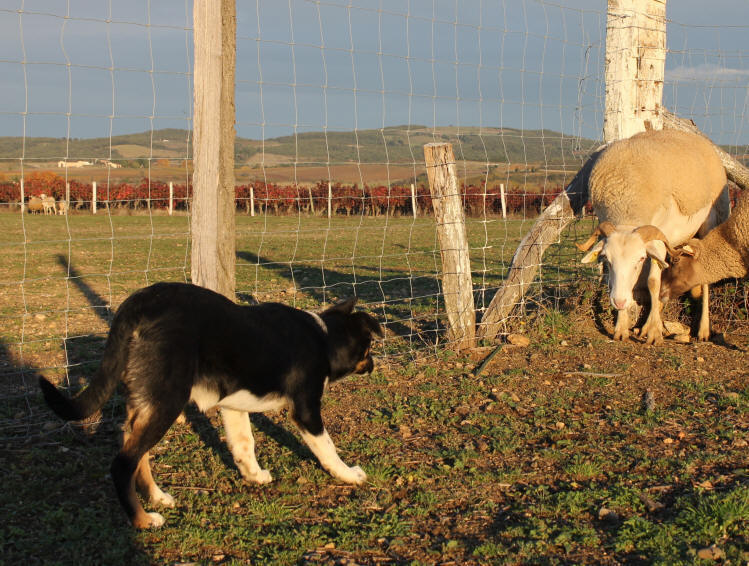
[2,211,747,564]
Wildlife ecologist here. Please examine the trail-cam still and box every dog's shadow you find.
[182,405,315,476]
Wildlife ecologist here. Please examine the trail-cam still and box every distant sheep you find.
[40,193,56,215]
[57,201,68,215]
[27,196,43,214]
[660,189,749,300]
[577,128,729,344]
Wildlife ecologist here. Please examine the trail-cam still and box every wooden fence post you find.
[20,178,24,213]
[92,181,97,214]
[499,183,507,219]
[604,0,667,141]
[476,0,667,341]
[328,182,332,219]
[191,0,236,299]
[250,185,255,216]
[65,182,70,211]
[168,181,174,215]
[410,183,417,218]
[424,143,475,350]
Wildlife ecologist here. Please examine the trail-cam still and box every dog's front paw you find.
[150,488,175,508]
[337,465,367,485]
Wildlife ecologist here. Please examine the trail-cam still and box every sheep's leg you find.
[697,284,711,341]
[613,309,630,341]
[640,262,664,345]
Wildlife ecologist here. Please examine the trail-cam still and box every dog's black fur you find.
[40,282,382,528]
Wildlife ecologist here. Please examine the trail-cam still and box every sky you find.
[0,0,747,147]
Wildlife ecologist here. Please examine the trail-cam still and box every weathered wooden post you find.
[191,0,236,299]
[604,0,667,140]
[249,185,255,216]
[168,181,174,215]
[20,178,24,213]
[424,143,476,350]
[65,182,70,211]
[476,0,667,341]
[92,181,97,214]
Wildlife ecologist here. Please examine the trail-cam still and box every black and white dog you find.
[39,282,382,529]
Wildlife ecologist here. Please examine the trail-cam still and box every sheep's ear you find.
[680,244,697,258]
[645,241,669,269]
[580,240,604,264]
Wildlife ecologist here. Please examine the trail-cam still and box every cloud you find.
[666,63,749,83]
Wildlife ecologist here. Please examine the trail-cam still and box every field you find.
[1,212,747,565]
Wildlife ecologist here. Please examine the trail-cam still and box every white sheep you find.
[27,196,43,214]
[660,190,749,300]
[577,128,730,344]
[40,193,56,215]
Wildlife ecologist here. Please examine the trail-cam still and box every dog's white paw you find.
[244,468,273,485]
[145,512,165,528]
[338,465,367,485]
[150,488,175,508]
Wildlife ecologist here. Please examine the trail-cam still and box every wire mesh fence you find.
[0,1,747,441]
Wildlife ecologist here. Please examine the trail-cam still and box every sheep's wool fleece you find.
[695,190,749,278]
[589,129,726,225]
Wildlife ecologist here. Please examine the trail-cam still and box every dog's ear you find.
[354,311,383,337]
[326,297,357,315]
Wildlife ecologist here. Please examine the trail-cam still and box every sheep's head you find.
[578,222,677,311]
[659,240,703,301]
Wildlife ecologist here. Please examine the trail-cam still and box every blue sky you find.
[1,0,747,146]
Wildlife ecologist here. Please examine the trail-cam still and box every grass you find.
[1,211,748,564]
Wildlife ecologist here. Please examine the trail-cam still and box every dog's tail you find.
[39,313,133,422]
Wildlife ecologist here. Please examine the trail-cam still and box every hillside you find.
[0,126,599,168]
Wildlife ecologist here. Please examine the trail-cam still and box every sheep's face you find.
[582,230,668,311]
[660,243,701,301]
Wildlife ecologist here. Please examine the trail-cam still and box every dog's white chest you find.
[190,385,287,414]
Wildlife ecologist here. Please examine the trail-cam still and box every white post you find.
[20,177,25,213]
[604,0,667,141]
[499,183,507,219]
[327,182,332,219]
[169,181,174,215]
[92,181,97,214]
[250,185,255,216]
[410,183,417,218]
[65,182,70,210]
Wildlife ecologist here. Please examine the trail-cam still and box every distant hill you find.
[0,126,601,168]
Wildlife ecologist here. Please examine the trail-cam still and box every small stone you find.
[696,356,705,363]
[399,425,412,438]
[560,340,568,346]
[672,333,690,343]
[35,313,46,321]
[663,438,674,444]
[212,554,225,562]
[583,363,592,370]
[642,390,655,413]
[324,542,336,549]
[297,476,309,485]
[43,421,57,431]
[509,393,520,403]
[663,320,689,336]
[507,334,530,347]
[555,421,565,430]
[733,438,748,448]
[696,545,724,561]
[14,411,24,420]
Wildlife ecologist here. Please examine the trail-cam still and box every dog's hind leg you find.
[112,404,181,529]
[292,399,367,485]
[220,408,273,484]
[134,450,175,508]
